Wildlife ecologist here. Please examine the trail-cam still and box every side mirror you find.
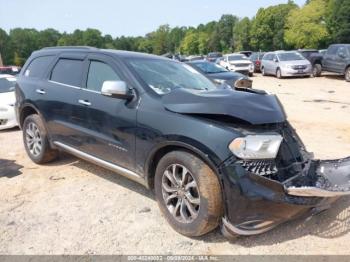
[273,58,278,63]
[338,52,346,58]
[101,81,134,100]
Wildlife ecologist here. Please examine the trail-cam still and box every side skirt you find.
[53,141,148,188]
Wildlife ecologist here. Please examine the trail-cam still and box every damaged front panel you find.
[286,157,350,197]
[223,121,350,199]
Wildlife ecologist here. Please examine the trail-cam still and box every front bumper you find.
[281,67,311,77]
[229,66,254,74]
[0,106,18,130]
[219,124,350,236]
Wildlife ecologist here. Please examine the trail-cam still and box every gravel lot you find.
[1,73,350,255]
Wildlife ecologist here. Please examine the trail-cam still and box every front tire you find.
[312,64,322,77]
[261,67,266,76]
[154,151,223,237]
[23,114,58,164]
[276,68,282,79]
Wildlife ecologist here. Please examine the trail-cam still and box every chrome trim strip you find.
[48,80,81,90]
[53,141,147,187]
[286,186,350,197]
[222,217,277,236]
[48,80,102,94]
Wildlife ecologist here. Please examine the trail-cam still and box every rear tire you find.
[312,64,322,77]
[154,151,223,237]
[23,114,58,164]
[345,67,350,82]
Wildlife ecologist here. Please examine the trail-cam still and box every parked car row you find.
[209,44,350,81]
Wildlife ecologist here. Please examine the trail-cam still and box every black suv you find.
[16,47,350,239]
[297,49,323,77]
[322,44,350,81]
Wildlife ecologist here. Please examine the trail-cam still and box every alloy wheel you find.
[346,68,350,82]
[161,164,200,223]
[25,122,42,157]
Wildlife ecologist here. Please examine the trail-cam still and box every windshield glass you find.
[278,52,305,61]
[0,77,16,93]
[128,59,217,95]
[192,62,228,74]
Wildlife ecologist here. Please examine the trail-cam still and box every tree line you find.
[0,0,349,66]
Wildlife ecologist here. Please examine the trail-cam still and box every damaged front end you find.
[220,122,350,236]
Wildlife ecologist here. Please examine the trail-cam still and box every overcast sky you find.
[1,0,305,37]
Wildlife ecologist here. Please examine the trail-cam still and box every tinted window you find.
[337,47,348,57]
[24,56,54,78]
[263,54,272,61]
[50,59,84,87]
[0,77,16,93]
[328,46,339,55]
[228,55,248,61]
[86,61,121,92]
[278,52,305,61]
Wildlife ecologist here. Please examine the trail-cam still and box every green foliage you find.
[285,0,330,49]
[0,0,348,66]
[327,0,350,43]
[0,28,13,65]
[250,2,297,51]
[233,17,252,51]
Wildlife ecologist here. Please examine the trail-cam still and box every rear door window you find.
[86,61,121,92]
[327,46,339,55]
[50,59,84,87]
[24,56,55,78]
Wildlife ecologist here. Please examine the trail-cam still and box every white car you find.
[219,53,254,76]
[0,74,18,130]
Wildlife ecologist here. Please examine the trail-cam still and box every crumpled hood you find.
[162,88,286,125]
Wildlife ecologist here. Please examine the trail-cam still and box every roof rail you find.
[41,46,98,50]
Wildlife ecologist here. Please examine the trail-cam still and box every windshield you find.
[192,62,228,74]
[228,55,248,61]
[128,59,217,95]
[278,52,305,61]
[0,77,16,93]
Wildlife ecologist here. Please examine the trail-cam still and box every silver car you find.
[261,51,312,78]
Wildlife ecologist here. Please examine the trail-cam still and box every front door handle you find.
[36,89,46,95]
[78,99,91,106]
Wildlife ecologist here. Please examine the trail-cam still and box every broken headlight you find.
[229,135,283,160]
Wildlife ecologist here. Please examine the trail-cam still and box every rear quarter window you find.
[24,56,55,78]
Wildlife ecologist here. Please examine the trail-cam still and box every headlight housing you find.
[229,135,283,159]
[234,78,252,89]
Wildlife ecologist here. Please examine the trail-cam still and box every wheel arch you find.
[145,141,221,190]
[19,104,40,128]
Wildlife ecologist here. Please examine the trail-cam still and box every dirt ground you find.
[0,73,350,255]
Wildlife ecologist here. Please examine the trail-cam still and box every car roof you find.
[225,53,244,56]
[33,46,167,60]
[298,49,318,52]
[329,44,350,47]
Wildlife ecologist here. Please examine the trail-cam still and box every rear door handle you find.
[78,99,91,106]
[36,89,46,95]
